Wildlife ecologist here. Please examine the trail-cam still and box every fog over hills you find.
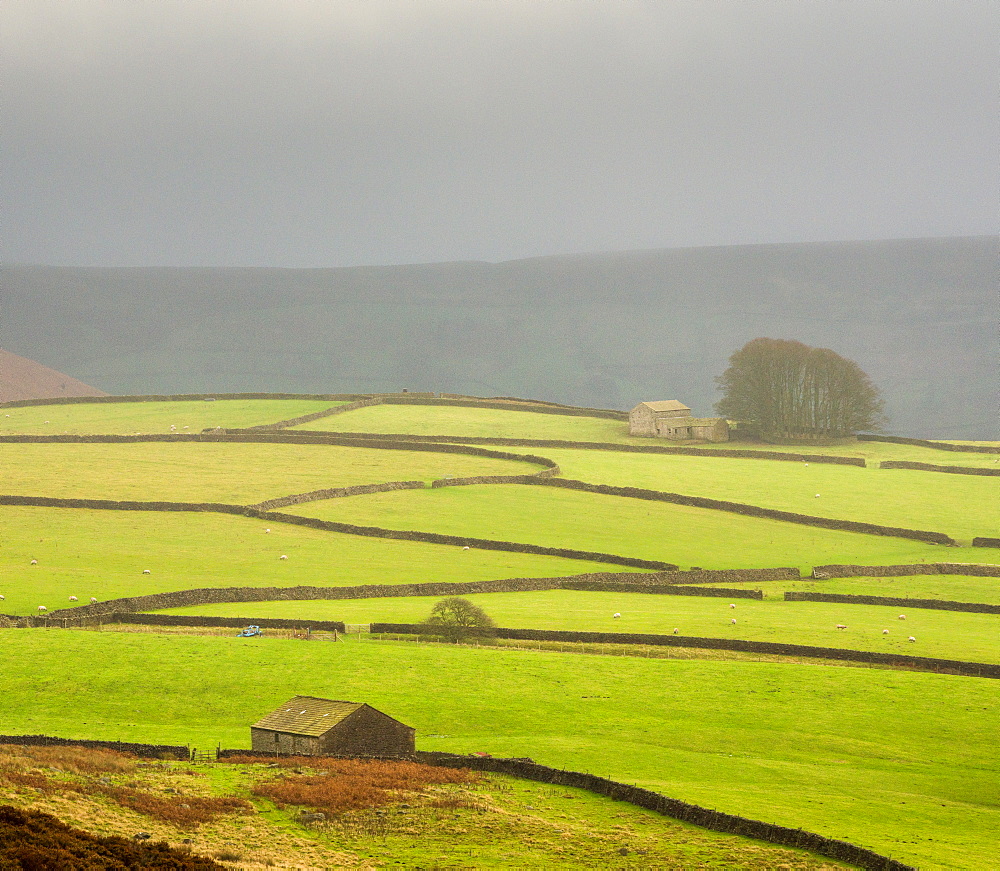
[2,236,996,438]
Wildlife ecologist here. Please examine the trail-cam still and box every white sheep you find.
[142,569,151,575]
[463,546,470,550]
[68,596,78,602]
[898,614,906,620]
[90,597,98,604]
[672,628,678,634]
[882,629,889,635]
[836,624,847,630]
[613,613,621,619]
[279,554,288,560]
[37,605,47,612]
[264,528,271,533]
[30,559,37,566]
[908,636,916,642]
[731,618,737,624]
[729,603,736,609]
[0,595,5,600]
[814,494,820,498]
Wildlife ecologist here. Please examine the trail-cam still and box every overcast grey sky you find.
[2,0,996,267]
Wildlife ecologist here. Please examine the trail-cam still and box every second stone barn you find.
[251,696,415,757]
[628,400,729,442]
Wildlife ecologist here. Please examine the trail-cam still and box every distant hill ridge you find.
[0,349,106,403]
[1,236,995,438]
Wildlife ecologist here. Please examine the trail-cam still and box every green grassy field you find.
[0,630,995,870]
[0,398,341,434]
[543,448,999,542]
[154,588,1000,663]
[0,442,542,504]
[292,484,990,570]
[0,506,630,616]
[2,395,998,869]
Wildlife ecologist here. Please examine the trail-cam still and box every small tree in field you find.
[422,597,496,643]
[716,338,885,438]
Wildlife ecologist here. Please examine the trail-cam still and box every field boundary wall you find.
[523,478,954,545]
[415,752,914,871]
[290,429,867,465]
[37,571,782,620]
[370,624,1000,678]
[377,396,629,420]
[0,392,369,409]
[250,481,425,510]
[243,397,384,431]
[785,592,1000,614]
[859,434,1000,454]
[0,734,188,759]
[972,537,1000,548]
[812,563,1000,578]
[879,460,1000,476]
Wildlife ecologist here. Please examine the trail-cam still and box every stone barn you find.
[251,696,415,757]
[629,401,729,442]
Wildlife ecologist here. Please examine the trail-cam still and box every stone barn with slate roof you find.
[629,400,729,442]
[251,696,415,757]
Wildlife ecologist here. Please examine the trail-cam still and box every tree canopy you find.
[715,338,885,438]
[422,597,496,643]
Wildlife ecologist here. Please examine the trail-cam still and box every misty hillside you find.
[1,236,995,438]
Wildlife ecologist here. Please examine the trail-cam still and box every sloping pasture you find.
[541,448,999,543]
[291,484,971,570]
[0,506,630,615]
[0,398,342,435]
[0,442,541,504]
[0,630,995,870]
[151,589,1000,664]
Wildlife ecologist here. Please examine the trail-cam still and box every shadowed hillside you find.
[0,349,107,402]
[1,236,995,437]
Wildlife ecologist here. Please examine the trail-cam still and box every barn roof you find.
[252,696,364,737]
[637,400,690,413]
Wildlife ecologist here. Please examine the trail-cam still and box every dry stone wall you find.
[0,734,188,759]
[972,537,1000,548]
[416,753,914,871]
[242,397,383,431]
[528,478,954,544]
[859,434,1000,454]
[811,563,1000,578]
[880,460,1000,476]
[251,481,425,511]
[785,591,1000,614]
[371,623,1000,678]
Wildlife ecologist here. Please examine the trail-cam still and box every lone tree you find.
[422,597,496,643]
[715,338,885,438]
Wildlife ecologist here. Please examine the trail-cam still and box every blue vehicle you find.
[236,625,262,638]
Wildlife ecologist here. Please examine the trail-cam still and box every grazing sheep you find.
[673,628,678,634]
[279,554,288,560]
[613,613,621,619]
[729,603,736,609]
[264,528,271,533]
[37,606,47,612]
[68,596,78,602]
[30,559,37,565]
[836,624,847,630]
[814,494,820,498]
[142,569,151,574]
[463,546,470,550]
[90,597,98,604]
[898,614,906,620]
[908,636,916,642]
[0,595,5,600]
[883,629,890,635]
[731,618,737,624]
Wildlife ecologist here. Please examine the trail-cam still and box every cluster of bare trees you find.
[715,338,885,438]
